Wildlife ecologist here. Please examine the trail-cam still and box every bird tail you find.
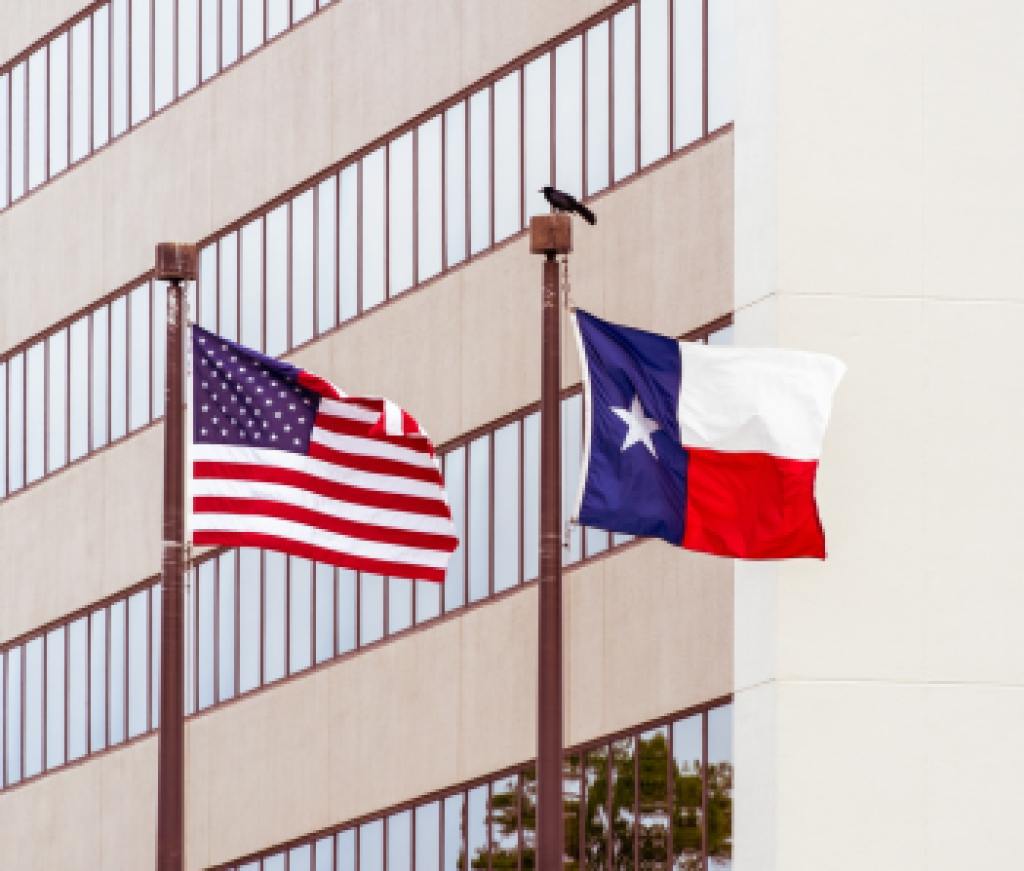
[578,203,597,225]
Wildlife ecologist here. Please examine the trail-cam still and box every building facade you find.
[2,1,1017,870]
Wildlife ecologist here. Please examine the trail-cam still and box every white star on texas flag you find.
[610,394,660,459]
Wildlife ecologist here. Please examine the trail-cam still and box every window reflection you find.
[27,49,46,190]
[613,8,638,181]
[389,577,413,635]
[584,748,609,867]
[707,706,733,868]
[89,609,106,751]
[640,0,671,166]
[265,203,289,357]
[492,72,520,242]
[562,756,581,870]
[67,618,88,760]
[109,296,128,441]
[362,148,387,309]
[49,34,70,176]
[339,166,359,322]
[638,727,670,869]
[493,421,520,592]
[6,647,22,783]
[238,548,262,692]
[130,0,152,124]
[69,317,89,461]
[264,552,287,682]
[337,828,356,871]
[23,637,43,777]
[468,436,491,602]
[108,601,126,745]
[289,557,313,674]
[467,784,488,868]
[93,6,110,147]
[317,178,338,334]
[672,714,703,868]
[707,0,735,133]
[292,191,316,346]
[178,0,199,96]
[45,628,66,769]
[48,330,68,472]
[127,589,149,736]
[415,801,440,871]
[444,102,467,268]
[315,563,335,664]
[8,354,24,491]
[389,133,415,295]
[417,117,443,281]
[70,20,91,162]
[360,573,385,645]
[443,792,465,871]
[154,0,175,110]
[338,568,357,653]
[555,38,584,200]
[673,0,703,148]
[523,54,551,219]
[443,448,466,611]
[468,88,491,257]
[25,342,45,483]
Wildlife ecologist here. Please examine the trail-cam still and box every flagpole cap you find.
[529,214,572,256]
[155,242,198,281]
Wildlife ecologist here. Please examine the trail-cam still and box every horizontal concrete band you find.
[0,132,734,646]
[0,0,615,352]
[0,538,733,871]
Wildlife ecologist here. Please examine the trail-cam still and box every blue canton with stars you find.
[192,326,321,454]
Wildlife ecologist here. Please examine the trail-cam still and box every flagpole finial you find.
[155,242,198,281]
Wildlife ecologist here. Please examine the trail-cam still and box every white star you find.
[610,394,660,459]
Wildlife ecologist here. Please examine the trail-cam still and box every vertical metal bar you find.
[702,710,709,871]
[146,584,153,731]
[549,50,556,187]
[487,432,495,597]
[2,647,7,788]
[260,215,267,351]
[441,110,448,272]
[411,125,418,288]
[45,42,51,183]
[150,279,156,422]
[286,198,294,349]
[312,182,320,335]
[149,0,156,115]
[463,98,470,259]
[356,160,363,315]
[214,241,221,335]
[383,144,390,300]
[535,249,563,869]
[104,604,111,749]
[41,633,48,772]
[234,550,240,698]
[66,30,72,173]
[172,0,180,99]
[462,447,469,608]
[581,30,588,199]
[606,743,613,867]
[284,557,291,673]
[608,15,615,184]
[518,419,524,586]
[259,551,266,686]
[488,84,495,248]
[43,335,50,474]
[155,242,194,871]
[333,171,340,328]
[518,67,525,230]
[108,4,114,143]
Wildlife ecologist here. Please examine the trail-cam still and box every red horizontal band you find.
[192,461,452,517]
[314,412,434,455]
[296,370,342,399]
[307,441,442,484]
[683,448,826,560]
[193,496,458,553]
[192,531,447,582]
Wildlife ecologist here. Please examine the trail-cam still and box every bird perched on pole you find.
[541,186,597,225]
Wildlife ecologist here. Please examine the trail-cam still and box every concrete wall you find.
[0,131,733,645]
[0,0,614,352]
[0,0,85,66]
[733,2,1024,869]
[0,538,732,871]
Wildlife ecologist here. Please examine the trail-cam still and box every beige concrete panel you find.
[0,0,610,352]
[0,0,83,65]
[0,737,156,871]
[0,424,162,645]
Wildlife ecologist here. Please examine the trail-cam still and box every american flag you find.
[190,326,458,582]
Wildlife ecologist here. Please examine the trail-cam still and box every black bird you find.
[541,186,597,225]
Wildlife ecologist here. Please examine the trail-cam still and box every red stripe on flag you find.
[192,530,447,582]
[193,496,459,552]
[315,413,434,454]
[296,371,343,399]
[192,461,452,516]
[682,448,826,560]
[307,441,442,483]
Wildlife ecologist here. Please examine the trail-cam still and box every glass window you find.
[360,819,384,871]
[264,551,287,683]
[315,563,335,663]
[523,53,551,219]
[640,0,671,167]
[583,749,609,867]
[89,609,106,751]
[0,73,8,207]
[467,435,490,602]
[48,329,68,472]
[201,0,219,81]
[613,7,638,181]
[561,394,582,564]
[8,354,25,492]
[154,0,174,109]
[416,116,443,282]
[108,601,126,745]
[222,0,241,68]
[70,20,91,163]
[673,0,703,148]
[493,421,520,591]
[239,548,262,692]
[443,792,465,871]
[178,0,199,96]
[492,773,520,865]
[25,342,45,484]
[388,810,412,871]
[92,306,109,449]
[468,87,491,256]
[708,323,734,346]
[289,557,313,674]
[45,628,66,769]
[131,0,152,124]
[219,233,240,341]
[362,148,386,309]
[360,573,385,645]
[0,653,5,785]
[414,577,441,626]
[493,72,520,242]
[10,63,26,199]
[50,34,70,177]
[199,242,218,329]
[292,190,315,345]
[555,37,583,199]
[316,177,337,334]
[707,705,733,868]
[0,362,5,498]
[263,853,285,871]
[337,568,357,653]
[443,447,465,611]
[240,217,264,350]
[388,132,414,295]
[127,590,149,737]
[129,283,151,430]
[92,5,110,148]
[151,583,161,727]
[337,829,356,871]
[521,765,536,867]
[338,166,358,322]
[152,281,168,418]
[467,784,488,867]
[637,726,670,869]
[673,713,703,863]
[218,551,236,701]
[197,561,216,709]
[707,0,735,133]
[294,0,316,22]
[522,412,540,582]
[267,0,288,38]
[415,801,440,871]
[69,316,89,461]
[68,617,88,760]
[109,295,127,441]
[265,203,289,356]
[290,844,312,871]
[388,577,412,635]
[6,647,22,783]
[611,738,636,868]
[315,836,334,871]
[24,637,43,777]
[444,102,466,268]
[28,47,47,190]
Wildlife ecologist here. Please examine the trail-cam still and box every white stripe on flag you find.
[318,398,380,424]
[309,428,437,469]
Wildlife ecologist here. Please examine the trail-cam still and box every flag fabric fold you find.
[572,310,845,560]
[189,326,457,581]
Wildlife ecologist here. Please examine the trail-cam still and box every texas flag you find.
[572,310,845,560]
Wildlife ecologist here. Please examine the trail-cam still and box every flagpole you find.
[530,213,572,869]
[155,242,197,871]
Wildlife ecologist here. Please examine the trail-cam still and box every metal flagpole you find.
[155,242,197,871]
[530,213,572,869]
